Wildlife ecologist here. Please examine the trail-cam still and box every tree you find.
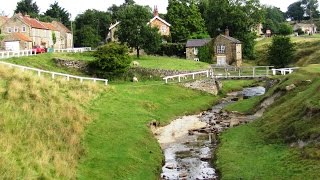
[286,1,304,21]
[74,9,112,47]
[166,0,207,42]
[108,0,136,21]
[116,4,162,58]
[278,23,294,36]
[263,6,285,34]
[44,1,71,28]
[302,0,320,19]
[268,36,295,68]
[90,43,131,78]
[14,0,39,17]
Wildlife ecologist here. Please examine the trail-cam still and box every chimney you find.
[225,27,229,36]
[25,14,30,18]
[153,5,159,17]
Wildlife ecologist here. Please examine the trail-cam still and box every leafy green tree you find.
[116,4,161,58]
[44,1,71,28]
[263,6,285,34]
[268,36,295,68]
[278,23,294,36]
[90,43,131,78]
[302,0,320,19]
[198,41,214,63]
[74,9,112,47]
[166,0,207,42]
[204,0,229,37]
[108,0,136,21]
[14,0,39,17]
[286,1,304,21]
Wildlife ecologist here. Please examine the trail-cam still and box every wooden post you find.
[105,80,108,85]
[206,70,209,78]
[238,68,241,77]
[52,73,55,79]
[266,66,269,76]
[80,78,83,83]
[192,74,195,80]
[253,67,256,77]
[178,76,181,82]
[38,70,41,77]
[67,76,70,81]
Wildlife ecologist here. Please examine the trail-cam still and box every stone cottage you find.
[186,38,212,61]
[107,6,171,42]
[214,29,242,67]
[293,23,317,34]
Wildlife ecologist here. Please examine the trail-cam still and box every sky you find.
[1,0,298,20]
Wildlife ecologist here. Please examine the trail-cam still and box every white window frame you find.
[7,27,12,33]
[14,26,19,32]
[21,26,26,32]
[193,47,198,55]
[217,45,226,54]
[161,25,167,33]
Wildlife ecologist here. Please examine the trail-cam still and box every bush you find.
[267,36,295,68]
[198,41,214,63]
[278,23,293,36]
[89,43,132,79]
[295,28,305,35]
[155,43,186,58]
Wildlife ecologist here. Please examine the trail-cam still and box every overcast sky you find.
[1,0,298,19]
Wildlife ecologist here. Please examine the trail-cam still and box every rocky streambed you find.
[152,86,266,180]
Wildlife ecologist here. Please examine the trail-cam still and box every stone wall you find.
[130,67,208,78]
[53,58,88,71]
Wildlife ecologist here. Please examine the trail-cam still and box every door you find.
[217,56,227,66]
[5,41,20,51]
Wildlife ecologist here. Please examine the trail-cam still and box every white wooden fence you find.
[0,50,36,59]
[0,47,92,59]
[163,70,209,84]
[271,67,299,75]
[0,61,108,85]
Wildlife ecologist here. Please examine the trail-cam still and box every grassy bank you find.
[77,80,256,179]
[0,65,104,179]
[133,55,210,71]
[217,65,320,179]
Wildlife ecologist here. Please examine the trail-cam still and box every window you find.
[161,25,167,33]
[22,26,26,32]
[7,27,12,33]
[14,26,19,32]
[193,47,198,55]
[217,45,226,54]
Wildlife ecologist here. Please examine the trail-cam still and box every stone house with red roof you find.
[0,13,72,51]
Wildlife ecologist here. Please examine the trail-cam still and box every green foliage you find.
[74,9,112,47]
[14,0,39,17]
[166,0,207,42]
[286,1,305,21]
[262,6,285,34]
[267,36,295,68]
[44,1,70,28]
[278,23,294,36]
[295,28,305,35]
[302,0,320,19]
[155,43,186,58]
[189,32,210,39]
[224,96,261,114]
[90,43,131,78]
[116,4,161,58]
[198,41,214,63]
[52,31,57,46]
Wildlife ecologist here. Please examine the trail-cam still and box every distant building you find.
[107,6,171,42]
[252,23,264,36]
[186,38,212,61]
[214,29,242,67]
[293,23,317,34]
[0,13,72,51]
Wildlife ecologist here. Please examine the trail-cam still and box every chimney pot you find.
[153,5,159,17]
[225,27,229,36]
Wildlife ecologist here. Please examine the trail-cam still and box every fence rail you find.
[0,47,92,59]
[0,61,108,85]
[271,67,299,75]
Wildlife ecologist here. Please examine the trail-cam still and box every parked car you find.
[32,46,46,54]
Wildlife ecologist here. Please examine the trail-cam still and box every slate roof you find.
[4,32,32,42]
[186,38,212,47]
[220,35,241,44]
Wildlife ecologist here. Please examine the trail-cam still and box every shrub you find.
[198,41,214,63]
[267,36,295,68]
[155,43,186,58]
[278,23,293,36]
[295,28,305,35]
[89,43,132,79]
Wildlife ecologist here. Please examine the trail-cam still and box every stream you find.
[153,86,266,180]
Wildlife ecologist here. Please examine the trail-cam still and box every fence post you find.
[178,76,181,82]
[52,73,55,79]
[252,67,256,77]
[67,76,70,81]
[105,80,108,85]
[38,70,41,77]
[266,66,269,76]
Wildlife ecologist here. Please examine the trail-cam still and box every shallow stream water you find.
[154,86,266,180]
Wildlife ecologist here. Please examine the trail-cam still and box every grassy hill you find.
[217,64,320,179]
[0,64,104,179]
[254,35,320,66]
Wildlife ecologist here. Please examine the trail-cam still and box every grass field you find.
[133,56,211,71]
[216,65,320,179]
[0,64,104,179]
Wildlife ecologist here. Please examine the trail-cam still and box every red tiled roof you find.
[42,22,58,31]
[4,32,32,42]
[20,15,48,30]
